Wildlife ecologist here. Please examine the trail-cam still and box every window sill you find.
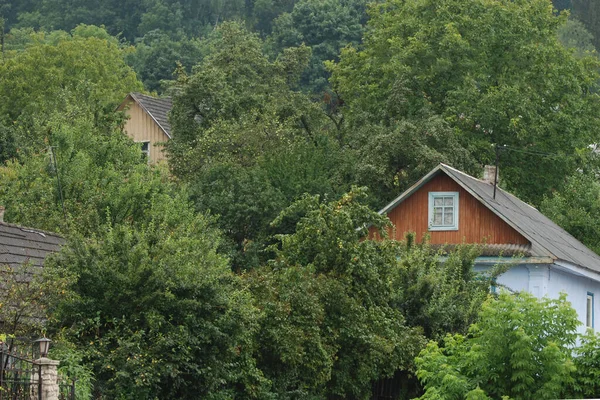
[428,226,459,231]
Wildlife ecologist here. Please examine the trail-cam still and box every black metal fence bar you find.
[0,345,39,400]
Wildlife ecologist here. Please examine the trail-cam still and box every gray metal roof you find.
[0,222,64,270]
[130,93,173,139]
[379,163,600,273]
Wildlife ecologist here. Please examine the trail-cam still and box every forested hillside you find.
[2,0,600,399]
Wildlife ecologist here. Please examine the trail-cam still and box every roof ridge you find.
[440,163,538,211]
[0,221,63,239]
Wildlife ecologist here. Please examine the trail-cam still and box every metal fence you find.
[0,343,74,400]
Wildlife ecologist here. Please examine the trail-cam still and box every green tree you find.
[128,30,205,93]
[45,195,267,398]
[167,21,320,176]
[267,0,366,93]
[330,0,600,205]
[415,292,579,399]
[0,25,141,155]
[392,236,501,341]
[541,171,600,255]
[558,18,597,56]
[346,114,478,207]
[247,188,425,399]
[167,22,351,268]
[0,261,72,339]
[571,330,600,397]
[0,107,157,236]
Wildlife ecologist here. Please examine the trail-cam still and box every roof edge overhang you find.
[554,260,600,281]
[473,256,555,265]
[378,165,445,215]
[117,93,172,139]
[377,163,557,261]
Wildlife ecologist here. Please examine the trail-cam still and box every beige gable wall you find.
[122,100,169,164]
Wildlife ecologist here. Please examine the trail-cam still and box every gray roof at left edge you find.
[0,222,64,269]
[379,163,600,273]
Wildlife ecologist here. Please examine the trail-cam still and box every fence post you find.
[31,357,60,400]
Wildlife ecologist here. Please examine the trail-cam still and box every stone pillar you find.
[527,265,550,298]
[31,357,60,400]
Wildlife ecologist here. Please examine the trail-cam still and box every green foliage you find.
[127,30,205,93]
[415,292,579,400]
[573,0,600,51]
[0,25,140,124]
[51,342,95,400]
[0,122,18,164]
[330,0,600,205]
[571,330,600,397]
[168,22,352,268]
[558,18,597,56]
[267,0,366,93]
[541,171,600,255]
[0,108,158,236]
[347,114,478,207]
[0,261,73,339]
[392,237,497,340]
[45,193,267,398]
[188,137,355,270]
[167,21,320,176]
[247,187,425,399]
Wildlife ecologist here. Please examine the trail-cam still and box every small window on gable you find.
[139,141,150,162]
[428,192,459,231]
[587,292,594,329]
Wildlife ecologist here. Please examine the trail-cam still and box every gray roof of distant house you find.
[0,222,64,270]
[379,163,600,274]
[130,92,173,138]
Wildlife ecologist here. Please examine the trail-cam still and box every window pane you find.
[444,197,454,206]
[433,209,443,225]
[141,142,149,152]
[444,209,454,225]
[434,197,443,206]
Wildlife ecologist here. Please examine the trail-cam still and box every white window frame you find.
[428,192,459,231]
[138,141,150,163]
[587,292,594,329]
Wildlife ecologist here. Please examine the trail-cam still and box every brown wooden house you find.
[117,93,172,164]
[373,163,600,332]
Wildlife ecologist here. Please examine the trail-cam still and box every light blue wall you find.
[474,261,600,333]
[547,268,600,334]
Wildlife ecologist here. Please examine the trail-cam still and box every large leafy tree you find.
[167,21,321,176]
[330,0,600,205]
[167,22,352,268]
[248,188,426,399]
[44,193,266,399]
[415,292,579,399]
[0,25,141,156]
[0,108,155,236]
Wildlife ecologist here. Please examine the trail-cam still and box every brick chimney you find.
[483,165,498,185]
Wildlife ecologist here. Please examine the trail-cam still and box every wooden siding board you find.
[380,174,529,245]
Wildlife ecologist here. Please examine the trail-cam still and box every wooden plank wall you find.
[122,101,168,164]
[373,173,529,245]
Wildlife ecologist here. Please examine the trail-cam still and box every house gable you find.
[118,95,171,164]
[379,171,530,246]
